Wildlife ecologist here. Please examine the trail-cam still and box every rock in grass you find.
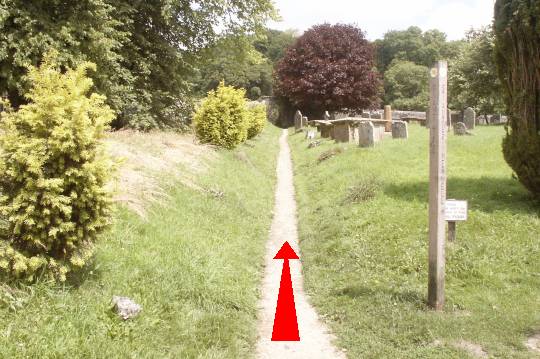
[308,140,321,149]
[112,296,142,320]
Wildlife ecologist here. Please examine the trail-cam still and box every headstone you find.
[384,105,393,132]
[391,120,408,139]
[361,112,371,119]
[320,123,333,138]
[425,108,430,127]
[358,121,375,147]
[302,116,309,128]
[447,109,452,128]
[294,110,303,131]
[454,122,471,136]
[333,122,353,143]
[323,111,331,121]
[463,107,476,130]
[305,130,316,140]
[371,113,382,120]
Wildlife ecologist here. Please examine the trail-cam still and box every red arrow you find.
[271,241,300,341]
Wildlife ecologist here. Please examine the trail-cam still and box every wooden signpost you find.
[428,61,448,311]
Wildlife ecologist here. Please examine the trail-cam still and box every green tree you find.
[0,54,114,282]
[0,0,277,130]
[254,28,297,64]
[191,36,273,97]
[494,0,540,198]
[376,26,462,72]
[384,60,429,111]
[449,27,504,119]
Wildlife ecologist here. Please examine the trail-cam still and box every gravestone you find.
[463,107,476,130]
[371,112,382,119]
[302,116,309,128]
[320,123,333,138]
[454,122,470,136]
[323,111,331,121]
[391,120,408,139]
[305,130,316,140]
[358,121,375,147]
[447,109,452,128]
[384,105,393,132]
[333,122,353,143]
[294,110,303,131]
[425,108,430,127]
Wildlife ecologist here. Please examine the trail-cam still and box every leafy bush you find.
[194,83,250,149]
[494,0,540,197]
[247,105,267,139]
[249,86,262,100]
[384,60,429,111]
[274,24,381,117]
[0,54,114,282]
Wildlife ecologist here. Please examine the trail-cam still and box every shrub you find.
[0,54,114,282]
[247,104,267,139]
[249,86,262,100]
[494,0,540,197]
[274,23,381,117]
[345,177,381,204]
[193,82,250,149]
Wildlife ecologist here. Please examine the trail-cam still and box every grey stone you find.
[305,130,316,140]
[112,296,142,320]
[333,122,353,143]
[294,110,303,131]
[320,123,333,138]
[464,107,476,129]
[454,122,473,136]
[302,116,309,128]
[358,121,375,147]
[323,111,331,121]
[308,140,321,149]
[391,120,408,139]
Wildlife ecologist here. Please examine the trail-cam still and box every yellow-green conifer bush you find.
[247,104,267,139]
[0,55,115,282]
[193,82,249,149]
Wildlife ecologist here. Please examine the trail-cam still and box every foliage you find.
[449,27,505,117]
[0,0,277,130]
[191,36,273,97]
[254,28,298,64]
[290,125,540,358]
[345,177,381,203]
[0,54,114,282]
[384,60,429,111]
[194,83,250,149]
[494,0,540,198]
[274,24,381,117]
[249,86,262,100]
[247,104,267,139]
[375,26,465,72]
[0,125,282,357]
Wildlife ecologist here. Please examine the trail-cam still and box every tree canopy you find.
[384,60,429,111]
[0,0,277,130]
[274,23,381,117]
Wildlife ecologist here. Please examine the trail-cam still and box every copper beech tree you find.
[274,24,381,117]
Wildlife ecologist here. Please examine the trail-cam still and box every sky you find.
[268,0,495,41]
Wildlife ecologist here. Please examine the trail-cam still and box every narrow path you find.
[255,129,347,359]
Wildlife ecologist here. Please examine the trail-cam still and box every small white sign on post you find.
[445,200,468,222]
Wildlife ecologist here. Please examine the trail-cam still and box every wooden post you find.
[428,61,448,311]
[384,105,392,132]
[448,221,456,242]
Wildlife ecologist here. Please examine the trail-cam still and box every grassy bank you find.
[290,125,540,358]
[0,124,281,358]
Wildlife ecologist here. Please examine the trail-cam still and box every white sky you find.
[269,0,495,40]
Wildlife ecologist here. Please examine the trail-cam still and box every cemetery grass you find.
[0,125,281,358]
[290,125,540,358]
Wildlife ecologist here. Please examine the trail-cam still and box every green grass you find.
[0,124,281,358]
[290,125,540,358]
